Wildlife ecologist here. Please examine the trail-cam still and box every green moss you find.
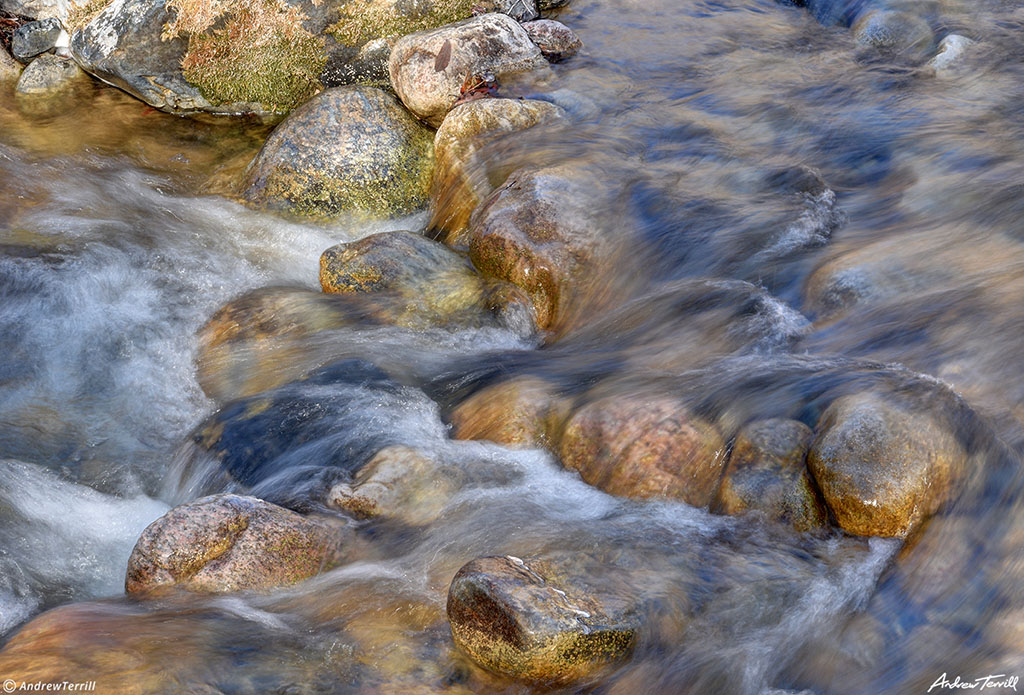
[329,0,476,47]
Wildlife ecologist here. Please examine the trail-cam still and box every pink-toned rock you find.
[522,20,582,62]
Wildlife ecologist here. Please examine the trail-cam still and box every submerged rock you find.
[319,230,524,326]
[431,98,565,241]
[12,17,63,61]
[125,493,348,594]
[449,377,570,449]
[243,87,434,219]
[521,20,581,62]
[388,13,546,127]
[852,10,934,60]
[712,419,827,532]
[14,53,88,113]
[559,394,727,506]
[447,555,639,683]
[807,392,966,538]
[0,47,22,81]
[468,166,612,332]
[928,34,974,77]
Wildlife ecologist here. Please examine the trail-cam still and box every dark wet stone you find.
[712,419,828,532]
[521,19,581,62]
[11,17,62,61]
[852,10,934,60]
[447,555,640,683]
[388,13,546,126]
[243,87,434,219]
[125,493,349,594]
[807,391,966,538]
[559,393,727,506]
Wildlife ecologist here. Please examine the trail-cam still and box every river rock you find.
[125,493,348,594]
[431,98,565,240]
[449,377,569,448]
[521,20,581,62]
[559,394,727,506]
[328,445,462,525]
[468,166,611,332]
[244,87,434,219]
[320,230,512,325]
[807,392,966,538]
[388,13,546,127]
[0,47,22,81]
[14,53,88,112]
[0,0,67,20]
[852,10,934,60]
[447,555,639,683]
[11,17,62,60]
[712,419,827,532]
[928,34,974,77]
[477,0,538,22]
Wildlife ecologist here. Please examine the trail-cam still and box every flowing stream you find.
[1,0,1024,693]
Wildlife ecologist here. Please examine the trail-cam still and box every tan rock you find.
[449,377,570,449]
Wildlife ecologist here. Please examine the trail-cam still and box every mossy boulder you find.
[807,392,966,538]
[559,394,727,506]
[125,494,349,594]
[447,555,640,683]
[431,98,565,241]
[243,87,434,219]
[388,13,546,127]
[712,419,828,532]
[319,230,525,325]
[448,376,570,449]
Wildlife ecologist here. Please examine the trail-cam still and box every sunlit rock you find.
[11,17,63,61]
[0,0,67,20]
[808,392,966,538]
[449,376,570,448]
[244,87,434,220]
[0,46,22,81]
[559,393,727,506]
[388,13,546,127]
[447,555,639,683]
[521,19,581,62]
[125,493,349,594]
[431,97,565,242]
[712,419,828,532]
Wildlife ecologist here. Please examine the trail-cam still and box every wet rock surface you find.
[521,19,581,61]
[713,419,827,532]
[14,52,87,111]
[852,10,934,60]
[447,555,640,683]
[449,376,569,448]
[0,45,22,80]
[243,86,434,219]
[388,13,547,126]
[125,493,348,594]
[808,392,966,538]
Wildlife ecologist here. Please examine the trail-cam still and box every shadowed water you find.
[1,0,1024,693]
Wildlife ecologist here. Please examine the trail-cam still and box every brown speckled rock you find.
[431,98,565,241]
[712,419,827,532]
[388,13,546,127]
[807,392,966,538]
[328,446,463,525]
[447,555,639,683]
[449,377,570,449]
[125,494,348,594]
[468,166,610,332]
[521,20,581,62]
[243,86,434,220]
[559,394,727,506]
[15,54,89,114]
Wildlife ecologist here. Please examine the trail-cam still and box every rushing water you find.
[2,0,1024,693]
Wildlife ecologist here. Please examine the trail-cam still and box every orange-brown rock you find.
[449,377,570,449]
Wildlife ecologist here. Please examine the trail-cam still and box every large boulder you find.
[559,394,727,506]
[807,392,966,538]
[388,13,546,127]
[712,419,828,532]
[448,376,570,449]
[319,230,526,326]
[243,87,434,219]
[125,494,349,594]
[430,98,565,240]
[467,165,613,332]
[447,555,640,683]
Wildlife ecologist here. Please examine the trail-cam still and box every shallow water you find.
[1,0,1024,693]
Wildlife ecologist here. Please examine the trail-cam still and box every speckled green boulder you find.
[125,493,349,594]
[808,392,966,538]
[712,419,828,532]
[447,555,639,683]
[244,86,434,219]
